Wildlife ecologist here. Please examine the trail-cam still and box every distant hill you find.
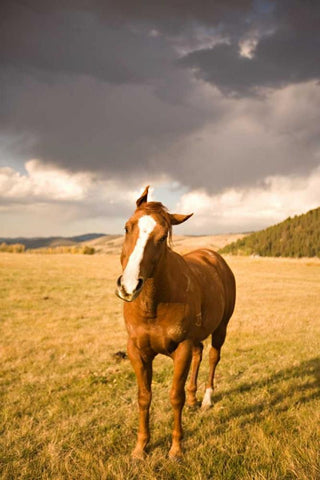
[0,233,106,250]
[0,232,246,254]
[83,233,246,255]
[219,207,320,258]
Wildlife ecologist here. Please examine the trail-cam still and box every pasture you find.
[1,251,319,479]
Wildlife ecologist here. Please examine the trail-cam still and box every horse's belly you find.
[188,288,225,342]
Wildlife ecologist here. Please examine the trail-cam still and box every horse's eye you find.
[124,226,129,234]
[159,234,167,243]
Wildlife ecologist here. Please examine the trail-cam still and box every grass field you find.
[1,252,319,479]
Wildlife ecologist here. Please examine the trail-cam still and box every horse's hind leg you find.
[186,343,203,407]
[201,323,227,409]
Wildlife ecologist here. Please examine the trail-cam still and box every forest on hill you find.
[219,207,320,258]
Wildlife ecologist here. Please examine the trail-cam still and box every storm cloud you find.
[0,0,320,235]
[179,2,320,96]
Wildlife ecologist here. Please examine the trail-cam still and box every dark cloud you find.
[179,1,320,96]
[159,83,320,192]
[0,68,216,180]
[0,0,319,196]
[179,32,320,96]
[1,0,253,30]
[0,2,174,84]
[0,0,219,181]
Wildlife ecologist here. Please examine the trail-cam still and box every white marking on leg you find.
[122,215,156,294]
[201,387,213,409]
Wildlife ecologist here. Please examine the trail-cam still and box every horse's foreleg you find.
[169,340,193,459]
[127,339,153,459]
[186,343,203,407]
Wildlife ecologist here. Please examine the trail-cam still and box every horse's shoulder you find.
[183,248,220,263]
[183,249,233,281]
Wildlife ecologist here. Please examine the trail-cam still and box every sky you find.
[1,0,320,237]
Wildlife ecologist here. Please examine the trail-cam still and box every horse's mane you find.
[137,201,173,243]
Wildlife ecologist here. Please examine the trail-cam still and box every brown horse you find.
[115,186,236,459]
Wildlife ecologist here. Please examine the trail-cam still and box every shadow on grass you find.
[205,356,320,430]
[150,356,320,450]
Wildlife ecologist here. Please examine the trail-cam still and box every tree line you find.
[219,207,320,258]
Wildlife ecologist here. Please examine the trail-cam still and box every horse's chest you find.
[151,322,188,354]
[126,304,190,354]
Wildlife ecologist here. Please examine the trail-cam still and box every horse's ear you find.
[136,185,149,207]
[169,212,193,225]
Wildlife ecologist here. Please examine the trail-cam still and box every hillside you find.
[83,232,245,254]
[219,207,320,258]
[0,233,106,250]
[0,232,244,254]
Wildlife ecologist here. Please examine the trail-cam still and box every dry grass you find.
[0,252,319,479]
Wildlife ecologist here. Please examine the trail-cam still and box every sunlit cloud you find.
[0,159,91,202]
[176,166,320,233]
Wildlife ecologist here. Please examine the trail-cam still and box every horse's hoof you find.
[169,454,183,463]
[131,448,146,461]
[187,401,200,410]
[168,448,183,462]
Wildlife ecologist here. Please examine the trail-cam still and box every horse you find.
[115,186,236,459]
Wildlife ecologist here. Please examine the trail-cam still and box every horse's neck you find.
[137,277,158,318]
[137,247,179,318]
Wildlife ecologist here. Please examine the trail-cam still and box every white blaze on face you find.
[122,215,156,294]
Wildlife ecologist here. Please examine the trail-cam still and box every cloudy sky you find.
[1,0,320,236]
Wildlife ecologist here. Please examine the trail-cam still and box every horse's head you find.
[116,186,193,302]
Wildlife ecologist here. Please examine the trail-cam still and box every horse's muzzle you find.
[115,275,144,302]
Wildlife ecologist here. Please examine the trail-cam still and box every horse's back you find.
[183,248,236,322]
